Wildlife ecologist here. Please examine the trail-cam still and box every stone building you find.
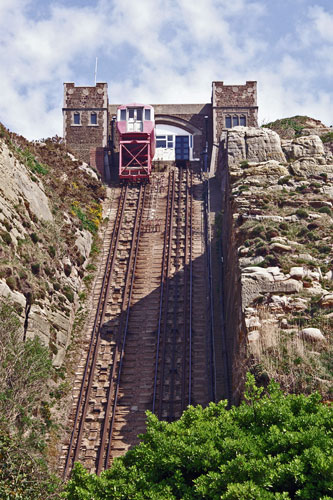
[62,80,258,176]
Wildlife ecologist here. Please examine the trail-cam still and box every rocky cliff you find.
[0,125,105,367]
[218,125,333,398]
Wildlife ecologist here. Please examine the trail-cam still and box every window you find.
[73,112,80,125]
[233,116,239,127]
[240,116,246,126]
[90,112,97,125]
[225,116,232,128]
[156,135,167,148]
[129,108,135,119]
[120,109,126,121]
[136,108,142,121]
[167,135,173,148]
[145,108,151,121]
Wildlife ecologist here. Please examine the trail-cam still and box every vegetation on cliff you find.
[65,375,333,499]
[0,122,105,309]
[0,300,62,499]
[262,116,329,139]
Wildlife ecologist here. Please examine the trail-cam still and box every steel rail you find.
[188,170,193,405]
[103,184,146,470]
[63,185,128,479]
[169,168,183,420]
[157,170,176,419]
[95,184,146,473]
[152,171,173,414]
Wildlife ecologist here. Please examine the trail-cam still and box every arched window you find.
[240,116,246,126]
[233,116,239,127]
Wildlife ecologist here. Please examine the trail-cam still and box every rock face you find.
[217,122,333,397]
[0,133,103,367]
[221,127,286,168]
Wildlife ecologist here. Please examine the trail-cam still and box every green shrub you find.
[63,285,74,303]
[318,244,331,254]
[48,245,56,258]
[31,262,40,275]
[320,131,333,143]
[240,160,249,168]
[278,175,291,185]
[1,231,12,245]
[30,232,39,243]
[318,206,332,215]
[295,208,309,219]
[65,375,333,500]
[279,222,288,231]
[6,276,16,290]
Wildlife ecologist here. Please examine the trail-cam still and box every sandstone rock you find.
[239,256,265,267]
[282,135,325,161]
[245,161,289,178]
[289,297,308,311]
[309,200,332,209]
[290,267,304,280]
[0,142,53,222]
[320,294,333,307]
[270,242,292,253]
[75,229,93,259]
[248,330,260,342]
[0,279,26,309]
[246,317,262,329]
[301,328,325,342]
[222,127,286,167]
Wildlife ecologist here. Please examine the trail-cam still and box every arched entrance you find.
[155,116,202,162]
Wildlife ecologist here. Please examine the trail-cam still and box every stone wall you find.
[63,83,108,163]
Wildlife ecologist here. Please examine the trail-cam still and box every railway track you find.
[61,164,214,476]
[63,184,145,477]
[152,168,194,420]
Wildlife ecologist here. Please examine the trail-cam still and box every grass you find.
[249,306,332,398]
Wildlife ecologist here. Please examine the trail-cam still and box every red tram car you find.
[117,104,155,181]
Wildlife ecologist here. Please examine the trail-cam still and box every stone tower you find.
[62,83,109,163]
[212,81,258,144]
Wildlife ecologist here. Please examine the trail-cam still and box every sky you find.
[0,0,332,140]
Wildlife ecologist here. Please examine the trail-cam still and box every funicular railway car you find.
[117,104,155,181]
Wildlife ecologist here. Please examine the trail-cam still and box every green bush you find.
[31,262,40,275]
[0,299,61,499]
[65,374,333,500]
[1,231,12,245]
[30,232,39,243]
[318,206,332,215]
[48,245,56,258]
[278,175,292,185]
[295,208,309,219]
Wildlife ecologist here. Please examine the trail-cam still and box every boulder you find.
[270,242,292,253]
[282,135,325,161]
[289,267,304,280]
[301,328,325,342]
[320,294,333,308]
[248,330,260,342]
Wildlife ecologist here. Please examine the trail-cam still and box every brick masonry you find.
[63,81,258,171]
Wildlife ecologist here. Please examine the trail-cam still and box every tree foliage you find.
[65,375,333,500]
[0,299,62,498]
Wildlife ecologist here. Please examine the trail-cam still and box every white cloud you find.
[0,0,332,139]
[308,5,333,43]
